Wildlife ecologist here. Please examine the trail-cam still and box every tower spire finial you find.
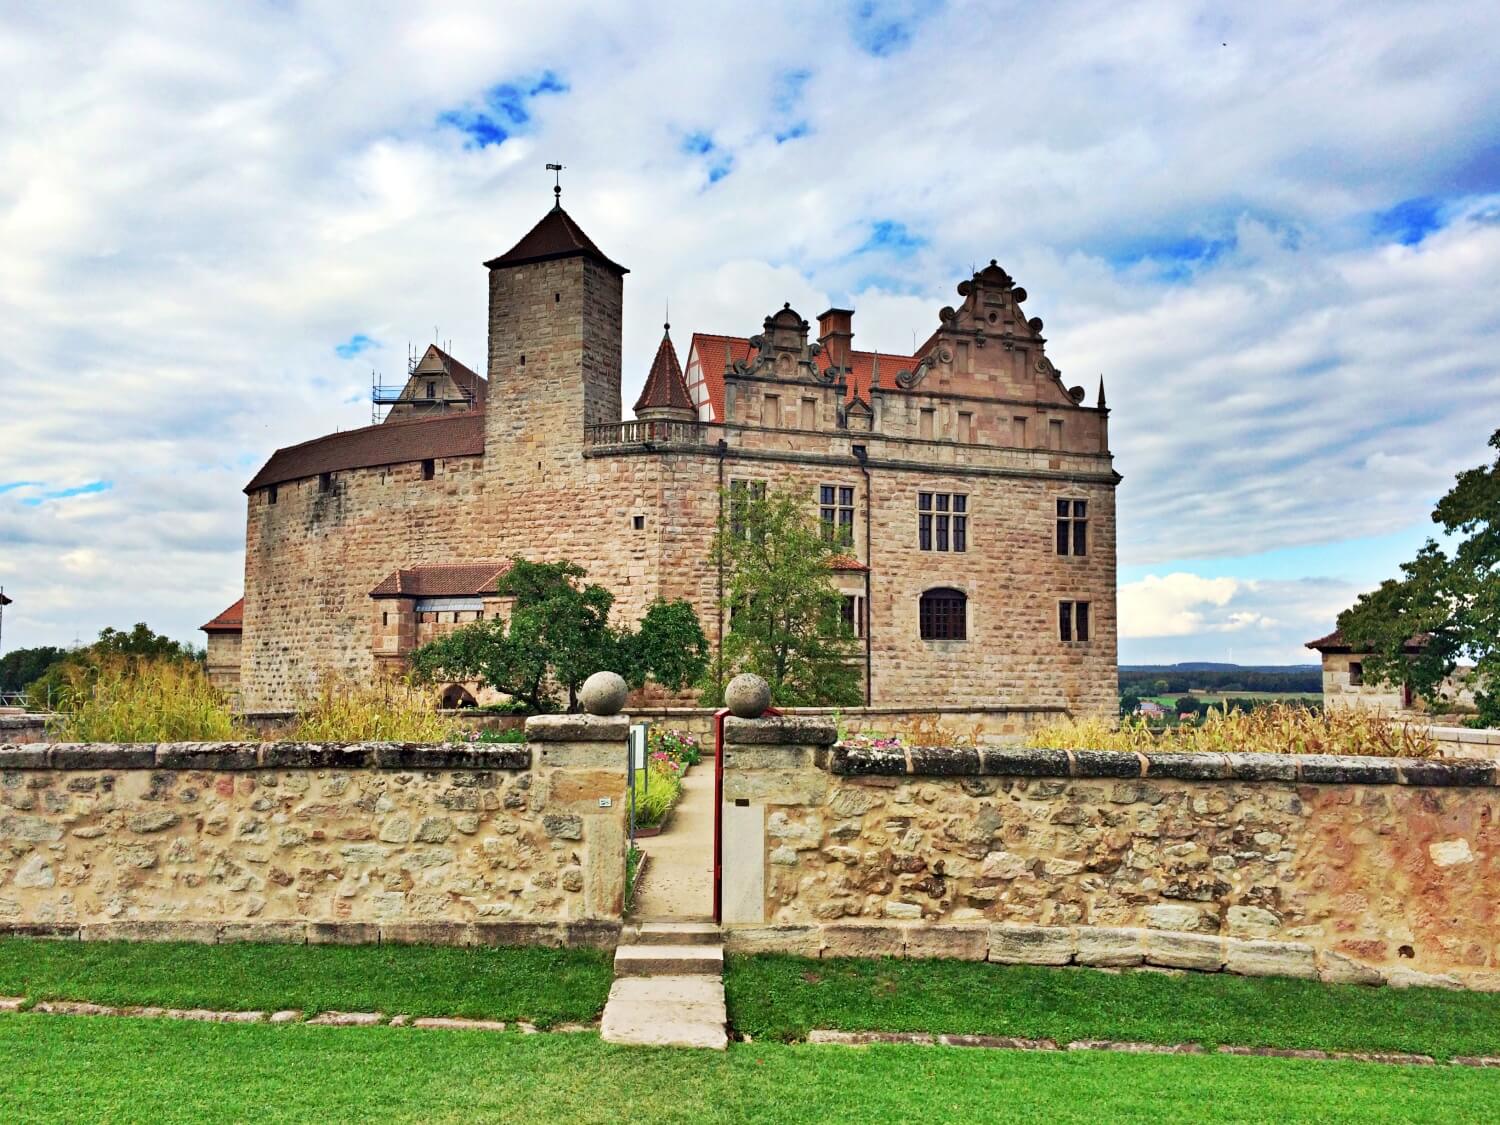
[664,298,670,335]
[546,162,564,209]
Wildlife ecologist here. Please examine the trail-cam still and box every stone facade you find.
[0,716,627,941]
[236,205,1119,719]
[720,718,1500,989]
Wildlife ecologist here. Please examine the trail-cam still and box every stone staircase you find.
[600,921,727,1050]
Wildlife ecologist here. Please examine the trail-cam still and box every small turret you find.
[633,324,695,422]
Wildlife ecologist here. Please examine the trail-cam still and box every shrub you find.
[1026,704,1439,758]
[631,760,683,828]
[46,656,244,742]
[286,678,457,742]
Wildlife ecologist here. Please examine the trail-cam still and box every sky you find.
[1,1,1498,666]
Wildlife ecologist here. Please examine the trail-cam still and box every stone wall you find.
[720,717,1500,989]
[0,716,629,945]
[629,705,1067,745]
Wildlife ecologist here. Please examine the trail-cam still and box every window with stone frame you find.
[729,478,766,541]
[918,491,967,552]
[820,484,855,546]
[920,588,967,641]
[1059,600,1091,643]
[1056,499,1087,556]
[841,594,865,639]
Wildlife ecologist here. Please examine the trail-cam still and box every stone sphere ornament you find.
[579,671,628,716]
[725,673,772,718]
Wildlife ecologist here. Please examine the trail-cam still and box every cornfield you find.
[1026,704,1439,758]
[286,677,458,743]
[46,656,245,742]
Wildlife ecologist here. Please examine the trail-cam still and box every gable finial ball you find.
[725,673,772,718]
[580,671,628,716]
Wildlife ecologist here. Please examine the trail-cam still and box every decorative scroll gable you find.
[728,304,831,387]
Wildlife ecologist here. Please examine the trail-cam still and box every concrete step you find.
[624,921,723,947]
[600,975,727,1050]
[614,942,724,977]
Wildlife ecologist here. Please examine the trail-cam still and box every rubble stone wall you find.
[721,717,1500,989]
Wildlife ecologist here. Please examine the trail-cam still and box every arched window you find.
[920,588,967,641]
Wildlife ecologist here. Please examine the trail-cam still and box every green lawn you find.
[726,954,1500,1059]
[0,938,612,1027]
[2,1014,1497,1124]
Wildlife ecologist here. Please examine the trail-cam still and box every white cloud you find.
[1,2,1498,655]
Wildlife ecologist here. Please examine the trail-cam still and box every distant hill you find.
[1119,663,1322,694]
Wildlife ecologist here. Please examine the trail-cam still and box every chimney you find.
[817,307,854,372]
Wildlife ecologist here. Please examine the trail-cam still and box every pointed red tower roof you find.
[633,325,694,414]
[483,205,628,275]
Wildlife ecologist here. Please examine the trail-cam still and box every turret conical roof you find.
[633,326,694,414]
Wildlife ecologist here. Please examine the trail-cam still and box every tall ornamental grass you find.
[47,656,244,742]
[1027,704,1439,758]
[286,677,458,742]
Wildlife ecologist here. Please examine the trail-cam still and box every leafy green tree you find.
[0,645,67,694]
[94,623,200,662]
[704,487,863,707]
[411,559,707,712]
[1118,690,1142,717]
[1339,428,1500,725]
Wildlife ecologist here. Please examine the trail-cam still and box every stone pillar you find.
[524,714,630,920]
[720,716,836,927]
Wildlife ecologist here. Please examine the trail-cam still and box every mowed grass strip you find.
[0,938,612,1026]
[726,954,1500,1059]
[2,1014,1498,1125]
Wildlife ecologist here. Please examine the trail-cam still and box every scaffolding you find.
[370,346,477,424]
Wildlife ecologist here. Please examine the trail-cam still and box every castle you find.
[215,197,1120,715]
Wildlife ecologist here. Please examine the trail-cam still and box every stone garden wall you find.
[0,715,629,946]
[720,717,1500,990]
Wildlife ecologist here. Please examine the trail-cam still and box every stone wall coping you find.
[627,704,1069,718]
[823,743,1498,788]
[523,715,629,742]
[0,741,531,772]
[724,716,838,746]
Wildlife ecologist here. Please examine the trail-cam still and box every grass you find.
[0,939,611,1027]
[2,1015,1498,1124]
[725,955,1500,1059]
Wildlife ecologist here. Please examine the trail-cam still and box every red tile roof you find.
[633,328,693,414]
[482,206,627,276]
[685,333,918,423]
[1305,629,1430,653]
[200,597,244,633]
[829,554,868,571]
[245,411,484,493]
[369,562,510,599]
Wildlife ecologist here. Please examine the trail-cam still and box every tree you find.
[704,486,863,707]
[24,623,200,710]
[0,645,67,694]
[410,558,707,712]
[1338,428,1500,726]
[1174,695,1202,717]
[1118,690,1142,717]
[94,623,200,662]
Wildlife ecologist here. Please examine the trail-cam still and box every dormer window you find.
[426,380,437,399]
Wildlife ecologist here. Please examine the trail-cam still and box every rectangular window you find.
[919,408,935,440]
[426,380,437,399]
[1059,600,1091,643]
[957,411,973,443]
[422,458,435,481]
[318,472,332,493]
[763,394,780,426]
[632,515,645,530]
[382,612,389,626]
[1013,416,1028,446]
[1049,418,1064,450]
[841,595,865,639]
[801,397,817,429]
[920,590,967,641]
[730,478,766,540]
[820,484,855,545]
[268,485,278,505]
[1056,499,1088,556]
[1349,662,1364,687]
[918,491,967,552]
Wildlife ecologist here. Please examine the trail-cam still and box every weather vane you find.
[547,162,564,206]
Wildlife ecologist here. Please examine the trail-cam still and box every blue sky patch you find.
[771,68,812,142]
[438,70,568,149]
[20,480,114,507]
[681,131,734,185]
[335,334,378,359]
[0,480,42,495]
[850,0,942,57]
[1371,196,1444,245]
[859,219,928,256]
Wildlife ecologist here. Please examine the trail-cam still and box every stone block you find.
[156,743,260,770]
[722,769,827,806]
[542,814,584,840]
[525,715,628,743]
[903,924,988,961]
[1071,750,1142,779]
[472,922,567,948]
[1297,755,1400,785]
[1317,950,1384,986]
[81,921,220,944]
[1386,967,1463,990]
[307,922,380,945]
[1224,939,1318,980]
[1398,759,1496,787]
[828,746,907,776]
[51,744,156,770]
[1145,931,1225,971]
[565,919,622,949]
[724,717,837,746]
[0,923,80,940]
[979,746,1070,778]
[906,747,981,776]
[537,744,620,768]
[1142,752,1231,780]
[1223,753,1297,782]
[989,925,1075,965]
[381,922,474,946]
[723,745,815,770]
[1225,905,1281,939]
[219,922,307,944]
[0,746,48,769]
[821,923,905,959]
[723,925,821,957]
[1145,904,1209,932]
[1074,926,1145,967]
[545,770,626,809]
